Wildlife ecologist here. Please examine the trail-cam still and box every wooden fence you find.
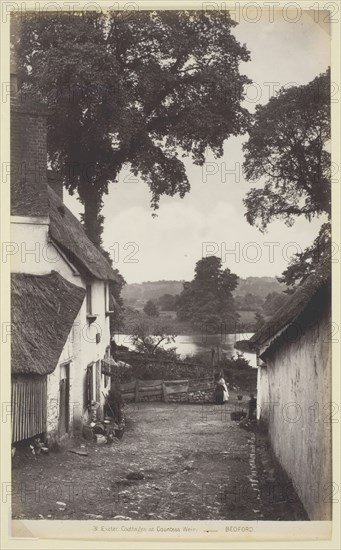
[120,377,214,403]
[12,376,47,443]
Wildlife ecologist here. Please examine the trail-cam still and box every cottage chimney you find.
[47,170,64,202]
[10,45,49,218]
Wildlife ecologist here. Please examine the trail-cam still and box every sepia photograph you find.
[1,0,339,546]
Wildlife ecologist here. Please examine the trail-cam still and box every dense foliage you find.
[129,318,176,354]
[277,222,332,291]
[243,69,331,232]
[262,291,288,316]
[143,300,159,318]
[13,10,251,246]
[253,310,266,332]
[234,293,263,311]
[177,256,239,332]
[115,349,255,391]
[121,281,183,307]
[242,69,331,292]
[157,293,179,311]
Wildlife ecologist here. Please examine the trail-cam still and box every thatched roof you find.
[48,186,118,282]
[250,267,331,356]
[11,271,86,375]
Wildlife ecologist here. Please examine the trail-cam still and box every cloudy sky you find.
[65,10,330,284]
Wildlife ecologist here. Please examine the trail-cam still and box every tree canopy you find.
[13,10,251,246]
[234,292,263,311]
[129,318,176,355]
[143,299,159,317]
[157,293,178,311]
[177,256,239,332]
[242,69,331,232]
[253,310,266,332]
[277,222,331,291]
[262,291,287,316]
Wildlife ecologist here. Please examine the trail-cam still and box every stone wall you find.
[188,388,214,403]
[167,392,189,403]
[139,393,162,402]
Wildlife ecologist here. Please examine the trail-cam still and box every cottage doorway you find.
[59,363,70,436]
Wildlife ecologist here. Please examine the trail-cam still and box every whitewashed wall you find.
[46,280,112,437]
[46,308,82,442]
[256,365,269,423]
[258,306,332,520]
[12,217,113,440]
[72,285,111,423]
[10,218,82,285]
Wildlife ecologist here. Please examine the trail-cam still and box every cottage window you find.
[102,371,110,389]
[105,284,115,317]
[86,284,92,315]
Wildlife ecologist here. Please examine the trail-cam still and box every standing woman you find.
[218,373,229,403]
[214,372,229,404]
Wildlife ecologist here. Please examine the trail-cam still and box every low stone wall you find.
[167,392,189,403]
[188,388,214,403]
[139,393,162,402]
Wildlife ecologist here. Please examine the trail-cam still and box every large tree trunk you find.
[79,182,103,248]
[83,198,102,248]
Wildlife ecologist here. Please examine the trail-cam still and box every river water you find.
[114,332,257,368]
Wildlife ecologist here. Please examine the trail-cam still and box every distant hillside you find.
[122,277,286,308]
[234,276,286,299]
[121,280,184,306]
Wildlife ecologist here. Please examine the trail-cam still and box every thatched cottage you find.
[10,59,120,445]
[250,268,332,520]
[11,272,86,442]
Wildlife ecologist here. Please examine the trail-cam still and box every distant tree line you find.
[156,288,288,315]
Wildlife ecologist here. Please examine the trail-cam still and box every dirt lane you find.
[11,400,307,520]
